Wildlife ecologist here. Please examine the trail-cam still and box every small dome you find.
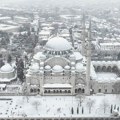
[33,52,46,60]
[52,65,63,72]
[76,63,85,72]
[64,65,70,70]
[70,54,75,58]
[0,63,14,73]
[71,67,75,70]
[30,63,39,72]
[45,37,72,51]
[45,65,51,70]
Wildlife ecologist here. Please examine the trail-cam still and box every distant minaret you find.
[81,12,86,56]
[85,19,92,95]
[69,27,74,47]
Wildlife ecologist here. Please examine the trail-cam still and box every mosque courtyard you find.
[0,94,119,118]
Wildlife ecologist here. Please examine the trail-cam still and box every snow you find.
[43,84,72,88]
[0,75,17,82]
[96,72,120,83]
[64,65,70,70]
[0,64,14,73]
[0,94,119,117]
[45,65,51,70]
[76,63,85,72]
[33,52,46,60]
[0,84,6,88]
[74,52,83,61]
[52,65,63,72]
[30,63,39,72]
[45,37,72,51]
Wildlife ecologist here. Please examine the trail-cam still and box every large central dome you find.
[45,37,72,51]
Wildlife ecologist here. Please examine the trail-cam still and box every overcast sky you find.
[0,0,120,8]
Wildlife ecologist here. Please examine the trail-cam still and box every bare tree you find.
[86,98,95,114]
[22,83,29,103]
[32,100,41,111]
[76,95,85,106]
[100,99,110,114]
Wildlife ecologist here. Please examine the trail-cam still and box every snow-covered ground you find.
[0,94,120,118]
[96,72,119,82]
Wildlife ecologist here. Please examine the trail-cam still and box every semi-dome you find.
[30,63,39,72]
[64,65,70,70]
[33,52,46,60]
[76,63,85,72]
[45,37,72,51]
[0,63,14,73]
[45,65,51,70]
[52,65,63,72]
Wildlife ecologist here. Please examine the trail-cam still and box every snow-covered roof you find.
[43,84,72,88]
[52,65,63,72]
[39,30,50,35]
[76,63,85,72]
[0,84,6,88]
[0,75,17,82]
[30,63,39,72]
[45,37,72,51]
[92,61,120,69]
[64,65,70,70]
[0,63,14,73]
[74,52,83,61]
[45,65,51,70]
[96,72,120,83]
[33,52,46,60]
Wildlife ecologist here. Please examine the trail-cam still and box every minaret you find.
[85,19,92,95]
[81,12,86,56]
[69,27,74,48]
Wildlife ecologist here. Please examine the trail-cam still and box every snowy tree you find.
[114,105,116,110]
[17,58,25,82]
[71,107,74,114]
[22,83,29,103]
[82,107,84,114]
[7,54,12,63]
[110,104,113,113]
[86,98,95,114]
[100,99,110,114]
[0,59,4,67]
[76,94,85,106]
[77,107,79,114]
[32,100,40,111]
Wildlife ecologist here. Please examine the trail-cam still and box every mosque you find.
[25,19,120,96]
[26,36,91,95]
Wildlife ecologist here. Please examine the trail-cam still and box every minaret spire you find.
[85,18,92,95]
[81,11,86,56]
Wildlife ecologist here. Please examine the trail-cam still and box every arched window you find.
[38,89,40,92]
[75,89,78,93]
[98,89,101,93]
[105,89,107,93]
[44,90,47,93]
[68,90,71,93]
[30,89,33,93]
[107,66,112,72]
[78,88,81,93]
[82,89,85,93]
[102,66,106,72]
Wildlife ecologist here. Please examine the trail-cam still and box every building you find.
[26,36,92,95]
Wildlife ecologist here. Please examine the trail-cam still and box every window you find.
[105,89,107,93]
[98,89,101,93]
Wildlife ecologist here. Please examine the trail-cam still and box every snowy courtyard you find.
[0,94,120,118]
